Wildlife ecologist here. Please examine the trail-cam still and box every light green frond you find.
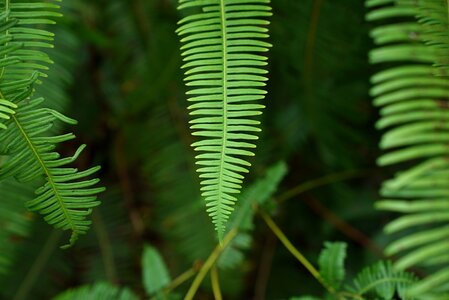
[367,0,449,297]
[176,0,272,241]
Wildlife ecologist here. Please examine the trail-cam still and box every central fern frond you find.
[176,0,272,240]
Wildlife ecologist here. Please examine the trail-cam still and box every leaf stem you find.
[149,267,198,300]
[276,169,368,203]
[211,265,223,300]
[259,209,336,295]
[216,0,230,242]
[184,229,238,300]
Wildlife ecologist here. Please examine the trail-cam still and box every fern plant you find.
[367,0,449,297]
[176,0,273,241]
[0,0,104,248]
[291,242,416,300]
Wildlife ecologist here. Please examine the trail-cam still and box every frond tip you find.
[177,0,272,241]
[0,99,105,249]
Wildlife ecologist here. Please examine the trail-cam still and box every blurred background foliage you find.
[0,0,396,299]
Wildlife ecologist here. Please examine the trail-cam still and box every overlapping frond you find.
[367,0,449,297]
[176,0,272,240]
[0,1,104,247]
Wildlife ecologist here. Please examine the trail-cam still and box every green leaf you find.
[142,245,171,297]
[0,0,104,247]
[318,242,347,290]
[347,261,416,300]
[52,282,138,300]
[177,0,273,241]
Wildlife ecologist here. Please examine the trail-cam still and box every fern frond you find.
[367,0,449,297]
[176,0,272,241]
[347,261,416,300]
[52,282,139,300]
[142,245,172,297]
[218,161,287,269]
[318,242,346,291]
[0,1,104,247]
[0,99,104,248]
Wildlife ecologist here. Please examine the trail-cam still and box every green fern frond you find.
[176,0,272,241]
[318,242,347,291]
[218,161,287,269]
[0,99,104,248]
[0,1,104,248]
[52,282,139,300]
[347,261,416,300]
[367,0,449,297]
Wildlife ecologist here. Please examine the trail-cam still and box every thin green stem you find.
[211,265,223,300]
[216,0,230,242]
[276,169,369,203]
[168,267,197,292]
[259,209,336,295]
[184,229,238,300]
[149,267,197,300]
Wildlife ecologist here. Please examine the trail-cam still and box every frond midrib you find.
[217,0,229,239]
[357,276,415,295]
[10,112,76,233]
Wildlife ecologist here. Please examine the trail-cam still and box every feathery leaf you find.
[368,0,449,297]
[176,0,272,241]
